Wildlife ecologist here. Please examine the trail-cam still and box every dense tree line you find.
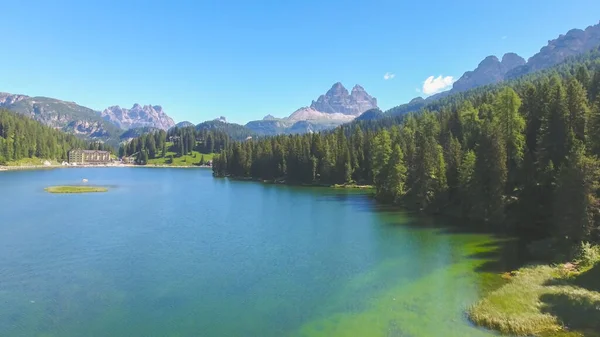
[0,109,88,164]
[214,52,600,253]
[88,141,114,153]
[118,126,231,164]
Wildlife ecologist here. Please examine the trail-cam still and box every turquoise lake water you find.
[0,168,514,336]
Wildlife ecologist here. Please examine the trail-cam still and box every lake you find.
[0,168,516,337]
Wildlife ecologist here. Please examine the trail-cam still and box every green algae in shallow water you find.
[45,186,108,193]
[0,169,524,337]
[293,233,509,337]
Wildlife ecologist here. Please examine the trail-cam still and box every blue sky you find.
[1,0,599,124]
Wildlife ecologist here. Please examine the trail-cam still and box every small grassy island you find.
[45,186,108,194]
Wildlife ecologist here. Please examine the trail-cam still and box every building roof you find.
[69,149,110,154]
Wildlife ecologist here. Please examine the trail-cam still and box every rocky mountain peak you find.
[100,104,175,130]
[480,55,500,67]
[452,52,525,93]
[325,82,349,97]
[263,114,277,120]
[525,21,600,72]
[310,82,377,116]
[351,84,365,92]
[501,53,526,70]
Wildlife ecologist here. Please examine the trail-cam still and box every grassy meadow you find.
[468,244,600,337]
[146,142,215,167]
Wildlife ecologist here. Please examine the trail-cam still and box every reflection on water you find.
[0,168,516,337]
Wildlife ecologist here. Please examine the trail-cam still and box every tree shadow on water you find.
[466,239,529,274]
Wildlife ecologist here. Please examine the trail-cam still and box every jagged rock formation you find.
[100,104,175,130]
[245,82,377,135]
[388,21,600,118]
[527,22,600,72]
[0,93,121,142]
[452,53,526,92]
[310,83,378,115]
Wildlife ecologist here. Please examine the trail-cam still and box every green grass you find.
[45,186,108,194]
[468,257,600,337]
[146,142,215,167]
[2,157,60,166]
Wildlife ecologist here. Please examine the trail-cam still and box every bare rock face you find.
[0,93,121,141]
[526,22,600,72]
[66,120,110,138]
[501,52,526,71]
[452,53,525,93]
[100,104,175,130]
[310,82,378,116]
[0,92,27,105]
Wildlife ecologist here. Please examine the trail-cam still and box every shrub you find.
[575,242,600,267]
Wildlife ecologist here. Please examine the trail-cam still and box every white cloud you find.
[383,72,395,80]
[422,75,454,95]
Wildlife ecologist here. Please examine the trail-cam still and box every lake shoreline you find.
[220,174,600,336]
[0,164,212,171]
[215,175,375,190]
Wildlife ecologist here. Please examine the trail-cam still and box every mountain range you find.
[0,93,175,145]
[388,21,600,116]
[101,104,175,130]
[1,21,599,141]
[243,82,378,135]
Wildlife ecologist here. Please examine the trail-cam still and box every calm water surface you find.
[0,168,513,337]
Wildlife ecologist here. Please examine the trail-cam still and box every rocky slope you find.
[525,22,600,72]
[0,93,121,142]
[452,53,526,92]
[100,104,175,130]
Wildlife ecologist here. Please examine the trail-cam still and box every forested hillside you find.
[0,109,88,164]
[195,120,255,140]
[213,48,600,254]
[119,126,231,165]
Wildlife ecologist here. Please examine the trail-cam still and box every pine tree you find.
[371,130,392,196]
[553,146,600,247]
[444,135,462,201]
[575,65,591,89]
[409,113,447,211]
[492,87,524,190]
[590,96,600,156]
[566,77,590,143]
[458,150,476,218]
[385,144,407,202]
[541,77,573,170]
[472,121,507,224]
